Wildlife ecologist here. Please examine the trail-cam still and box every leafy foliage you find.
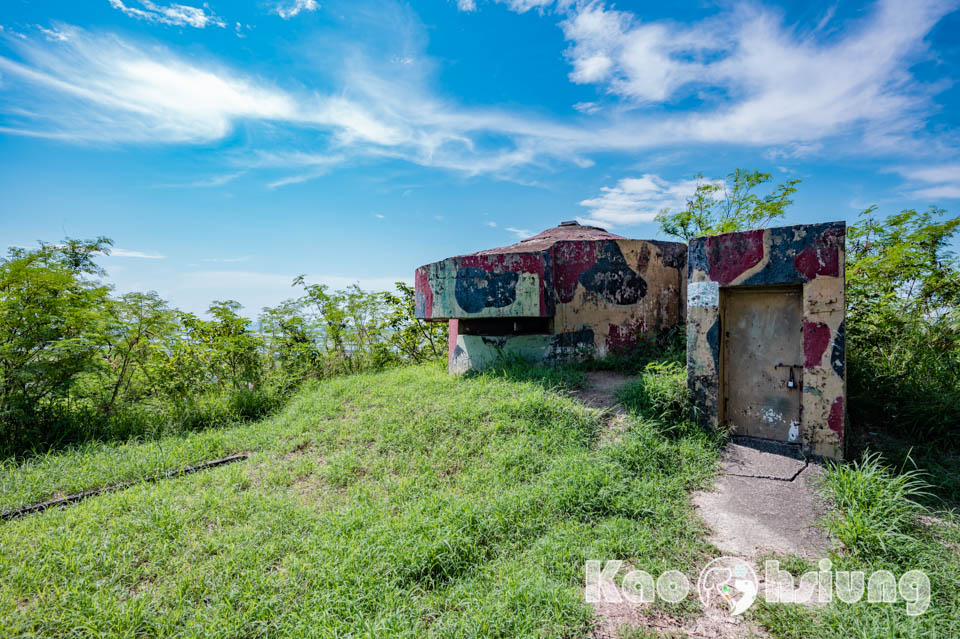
[0,239,447,458]
[0,238,113,442]
[655,169,800,241]
[845,206,960,439]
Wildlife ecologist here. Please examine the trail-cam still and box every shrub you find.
[820,452,931,557]
[616,361,689,423]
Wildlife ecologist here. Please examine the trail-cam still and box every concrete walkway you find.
[693,437,832,560]
[573,372,832,638]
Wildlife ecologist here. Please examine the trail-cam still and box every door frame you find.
[719,284,804,437]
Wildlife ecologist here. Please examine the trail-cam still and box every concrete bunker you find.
[414,221,688,374]
[414,219,846,460]
[686,222,846,459]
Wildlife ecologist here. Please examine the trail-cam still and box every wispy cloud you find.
[505,226,532,239]
[895,163,960,200]
[36,25,70,42]
[273,0,320,19]
[456,0,477,11]
[159,171,246,188]
[201,256,251,263]
[110,248,166,259]
[579,174,722,227]
[108,0,225,29]
[375,213,385,219]
[573,101,601,114]
[485,221,497,227]
[0,25,294,143]
[1,0,956,183]
[559,0,955,150]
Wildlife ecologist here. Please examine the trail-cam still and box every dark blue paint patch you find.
[741,222,839,286]
[452,344,465,361]
[480,336,509,348]
[651,240,687,270]
[541,250,556,316]
[550,327,595,349]
[831,321,845,378]
[706,316,721,374]
[454,267,519,313]
[689,375,718,428]
[578,242,647,304]
[687,240,708,278]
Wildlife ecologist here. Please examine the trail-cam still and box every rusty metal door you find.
[722,286,803,442]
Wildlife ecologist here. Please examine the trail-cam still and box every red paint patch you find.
[551,241,597,303]
[447,319,459,363]
[803,320,831,368]
[415,267,433,319]
[794,227,842,280]
[705,229,765,284]
[828,396,844,437]
[605,319,646,352]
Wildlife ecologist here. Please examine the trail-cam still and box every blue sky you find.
[2,0,959,316]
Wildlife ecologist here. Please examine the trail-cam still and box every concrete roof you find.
[473,221,626,255]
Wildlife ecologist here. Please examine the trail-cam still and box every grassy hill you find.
[2,361,958,638]
[0,363,721,637]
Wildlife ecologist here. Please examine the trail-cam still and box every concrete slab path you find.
[572,371,833,638]
[693,438,832,560]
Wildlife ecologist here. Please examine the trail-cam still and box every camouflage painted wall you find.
[686,222,846,459]
[415,224,687,375]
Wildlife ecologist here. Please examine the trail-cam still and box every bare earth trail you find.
[573,373,831,639]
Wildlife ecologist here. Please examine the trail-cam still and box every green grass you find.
[751,453,960,638]
[0,362,722,638]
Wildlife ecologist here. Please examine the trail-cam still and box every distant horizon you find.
[3,0,960,316]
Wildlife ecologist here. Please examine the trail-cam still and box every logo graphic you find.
[697,557,759,616]
[584,557,929,616]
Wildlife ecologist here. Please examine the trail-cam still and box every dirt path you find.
[572,374,830,639]
[574,371,633,446]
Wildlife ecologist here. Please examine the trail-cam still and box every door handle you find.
[774,363,802,390]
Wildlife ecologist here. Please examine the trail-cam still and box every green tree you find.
[655,169,800,240]
[259,299,322,388]
[846,206,960,322]
[382,282,446,363]
[0,238,113,436]
[94,291,176,416]
[844,206,960,436]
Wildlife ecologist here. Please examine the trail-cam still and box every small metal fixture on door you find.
[721,286,803,442]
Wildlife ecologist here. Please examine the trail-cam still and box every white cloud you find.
[579,174,722,227]
[375,213,385,218]
[505,226,532,238]
[913,185,960,199]
[108,0,225,29]
[486,221,497,227]
[201,256,251,263]
[159,171,245,188]
[0,0,956,183]
[500,0,559,14]
[559,0,955,149]
[273,0,320,19]
[573,101,601,114]
[456,0,477,11]
[898,163,960,183]
[895,163,960,200]
[110,248,166,259]
[0,27,295,143]
[36,26,70,42]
